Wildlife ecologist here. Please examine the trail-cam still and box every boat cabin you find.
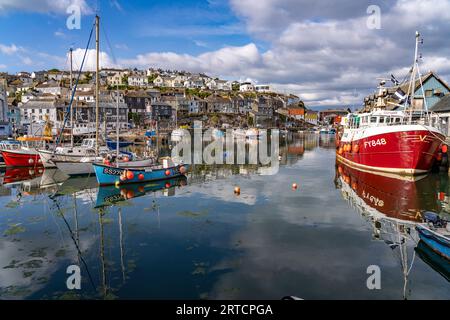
[0,140,21,151]
[17,136,52,149]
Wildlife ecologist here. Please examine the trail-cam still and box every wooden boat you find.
[106,138,133,150]
[92,160,189,186]
[416,221,450,260]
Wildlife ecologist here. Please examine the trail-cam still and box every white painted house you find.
[240,82,255,92]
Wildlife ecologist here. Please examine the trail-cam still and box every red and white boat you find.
[336,32,446,175]
[1,136,52,167]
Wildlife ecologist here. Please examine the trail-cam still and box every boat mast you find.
[116,84,119,167]
[407,31,420,123]
[70,48,74,148]
[95,15,100,156]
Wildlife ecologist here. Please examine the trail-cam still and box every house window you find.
[425,90,433,97]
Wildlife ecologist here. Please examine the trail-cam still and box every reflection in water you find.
[0,133,449,299]
[335,161,450,298]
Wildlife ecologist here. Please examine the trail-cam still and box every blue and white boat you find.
[95,176,187,207]
[416,213,450,260]
[92,160,189,186]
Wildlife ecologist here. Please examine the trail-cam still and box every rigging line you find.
[101,23,118,65]
[55,20,95,149]
[50,196,97,291]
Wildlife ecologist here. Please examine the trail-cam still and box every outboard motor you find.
[423,211,447,228]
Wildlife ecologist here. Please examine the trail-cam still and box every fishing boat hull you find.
[1,149,42,167]
[93,163,189,186]
[95,176,187,207]
[416,224,450,260]
[337,125,445,175]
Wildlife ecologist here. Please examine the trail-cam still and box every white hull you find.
[55,161,95,176]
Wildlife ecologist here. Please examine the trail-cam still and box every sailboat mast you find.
[95,15,100,156]
[70,48,74,148]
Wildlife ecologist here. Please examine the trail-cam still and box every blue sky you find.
[1,0,450,109]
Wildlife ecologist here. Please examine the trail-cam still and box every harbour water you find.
[0,133,449,300]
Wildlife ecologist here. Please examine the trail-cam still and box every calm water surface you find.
[0,133,449,300]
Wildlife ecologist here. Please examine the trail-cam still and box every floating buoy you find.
[126,170,134,180]
[292,183,298,190]
[123,156,129,162]
[442,145,448,153]
[165,182,171,188]
[115,181,121,188]
[179,166,186,174]
[234,186,241,195]
[165,170,171,176]
[138,173,144,181]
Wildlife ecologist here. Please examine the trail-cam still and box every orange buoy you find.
[123,156,129,162]
[138,173,144,181]
[126,190,135,199]
[234,186,241,195]
[165,182,171,188]
[292,183,298,190]
[179,166,186,174]
[165,169,171,176]
[442,145,448,153]
[126,170,134,180]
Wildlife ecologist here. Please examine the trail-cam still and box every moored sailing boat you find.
[336,32,446,175]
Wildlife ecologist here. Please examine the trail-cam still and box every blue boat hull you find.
[415,240,450,282]
[95,176,187,207]
[93,163,189,186]
[416,225,450,260]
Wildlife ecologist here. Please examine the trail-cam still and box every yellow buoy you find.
[115,181,121,188]
[234,186,241,195]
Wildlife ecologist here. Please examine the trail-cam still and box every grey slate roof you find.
[431,94,450,112]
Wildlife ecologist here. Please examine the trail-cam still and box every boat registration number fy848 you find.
[364,138,387,148]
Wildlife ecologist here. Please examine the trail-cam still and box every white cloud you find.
[70,48,118,71]
[0,43,21,55]
[0,0,92,14]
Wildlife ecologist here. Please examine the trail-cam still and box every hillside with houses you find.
[0,68,322,138]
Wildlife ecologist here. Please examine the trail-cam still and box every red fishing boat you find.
[336,32,446,175]
[1,136,52,167]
